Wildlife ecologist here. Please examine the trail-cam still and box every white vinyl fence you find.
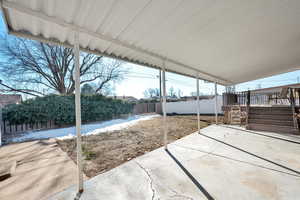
[166,96,223,114]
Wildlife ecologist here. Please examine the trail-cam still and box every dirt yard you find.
[57,115,222,177]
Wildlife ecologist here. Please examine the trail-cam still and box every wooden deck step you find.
[249,110,292,115]
[248,114,293,120]
[247,106,298,134]
[251,107,290,110]
[248,119,294,126]
[247,123,299,134]
[249,107,292,114]
[250,106,291,110]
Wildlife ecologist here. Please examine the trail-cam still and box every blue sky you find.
[1,13,299,99]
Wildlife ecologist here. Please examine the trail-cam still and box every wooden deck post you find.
[246,90,251,125]
[290,88,299,131]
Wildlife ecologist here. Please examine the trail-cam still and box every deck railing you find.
[223,88,300,131]
[223,88,300,107]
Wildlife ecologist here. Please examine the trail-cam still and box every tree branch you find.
[0,81,43,97]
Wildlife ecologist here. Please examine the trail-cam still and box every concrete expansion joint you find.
[134,161,157,200]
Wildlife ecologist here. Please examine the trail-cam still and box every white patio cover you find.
[1,0,300,85]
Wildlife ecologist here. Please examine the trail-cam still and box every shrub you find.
[2,94,134,126]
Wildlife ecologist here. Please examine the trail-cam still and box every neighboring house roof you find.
[3,1,300,85]
[0,94,22,107]
[109,96,138,102]
[139,97,160,101]
[181,95,217,101]
[140,96,179,102]
[242,83,300,94]
[139,95,219,102]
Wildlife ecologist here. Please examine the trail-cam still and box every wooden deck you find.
[247,106,298,134]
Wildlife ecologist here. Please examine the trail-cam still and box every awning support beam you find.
[74,31,84,193]
[196,75,200,133]
[162,61,167,149]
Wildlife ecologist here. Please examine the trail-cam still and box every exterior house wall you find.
[0,94,22,107]
[165,96,223,114]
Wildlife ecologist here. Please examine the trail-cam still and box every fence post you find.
[3,120,6,136]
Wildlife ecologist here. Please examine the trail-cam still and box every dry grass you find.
[57,115,221,177]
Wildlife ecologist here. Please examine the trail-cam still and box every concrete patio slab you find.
[0,139,82,200]
[49,125,300,200]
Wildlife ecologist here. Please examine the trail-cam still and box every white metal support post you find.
[196,75,200,133]
[159,69,162,104]
[74,31,83,193]
[214,82,218,125]
[162,62,167,149]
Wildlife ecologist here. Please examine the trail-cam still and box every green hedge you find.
[3,94,134,125]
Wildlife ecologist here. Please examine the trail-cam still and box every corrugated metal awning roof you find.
[1,0,300,85]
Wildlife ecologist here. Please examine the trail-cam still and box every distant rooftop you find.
[108,96,138,102]
[0,94,22,107]
[242,83,300,94]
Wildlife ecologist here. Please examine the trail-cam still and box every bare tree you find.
[177,89,183,98]
[81,83,95,95]
[0,35,127,96]
[143,88,159,98]
[168,86,176,97]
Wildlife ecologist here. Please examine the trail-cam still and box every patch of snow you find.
[9,114,160,143]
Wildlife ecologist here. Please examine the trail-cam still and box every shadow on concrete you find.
[0,142,38,159]
[220,125,300,145]
[165,149,215,200]
[173,144,300,178]
[200,134,300,175]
